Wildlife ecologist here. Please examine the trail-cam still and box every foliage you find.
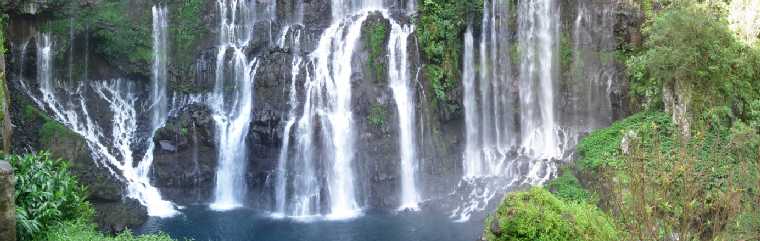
[576,111,672,170]
[603,110,759,240]
[417,0,482,105]
[573,108,760,240]
[8,152,93,241]
[39,221,182,241]
[86,1,153,65]
[368,104,387,127]
[626,3,760,117]
[483,188,619,241]
[545,167,594,204]
[363,21,388,82]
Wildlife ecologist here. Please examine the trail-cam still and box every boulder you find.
[93,198,148,236]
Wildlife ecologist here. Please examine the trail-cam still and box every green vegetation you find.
[574,110,759,240]
[627,2,760,115]
[8,153,92,240]
[170,0,208,75]
[367,104,387,127]
[39,221,180,241]
[417,0,482,105]
[575,111,672,170]
[483,188,618,241]
[39,0,209,78]
[490,2,760,240]
[545,167,593,204]
[87,1,153,66]
[363,21,388,82]
[8,152,182,241]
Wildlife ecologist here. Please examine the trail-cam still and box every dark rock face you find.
[152,104,217,205]
[0,161,16,241]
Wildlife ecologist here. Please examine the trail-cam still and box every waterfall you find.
[564,0,616,143]
[274,0,421,219]
[276,1,386,219]
[150,5,169,132]
[518,0,560,161]
[209,0,260,211]
[455,0,619,222]
[273,23,307,217]
[387,21,419,211]
[463,0,515,179]
[461,25,480,178]
[331,0,383,19]
[454,0,561,221]
[309,11,370,219]
[25,24,179,216]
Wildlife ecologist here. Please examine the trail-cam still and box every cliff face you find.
[2,0,642,224]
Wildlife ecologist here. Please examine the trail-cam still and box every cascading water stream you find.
[310,11,370,219]
[463,0,516,179]
[454,0,619,222]
[563,0,616,145]
[273,21,307,216]
[272,0,308,218]
[461,25,480,178]
[150,5,169,132]
[453,0,562,221]
[274,0,420,219]
[387,20,420,211]
[209,0,260,210]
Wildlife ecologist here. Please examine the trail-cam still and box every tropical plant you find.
[8,152,92,240]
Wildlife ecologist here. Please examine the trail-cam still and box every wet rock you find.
[152,104,217,204]
[93,198,148,236]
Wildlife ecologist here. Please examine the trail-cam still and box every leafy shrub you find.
[417,0,482,104]
[483,188,618,241]
[9,152,92,241]
[39,221,181,241]
[626,3,760,117]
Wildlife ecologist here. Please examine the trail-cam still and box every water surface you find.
[137,206,484,241]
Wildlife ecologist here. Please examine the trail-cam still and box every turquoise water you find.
[136,206,484,241]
